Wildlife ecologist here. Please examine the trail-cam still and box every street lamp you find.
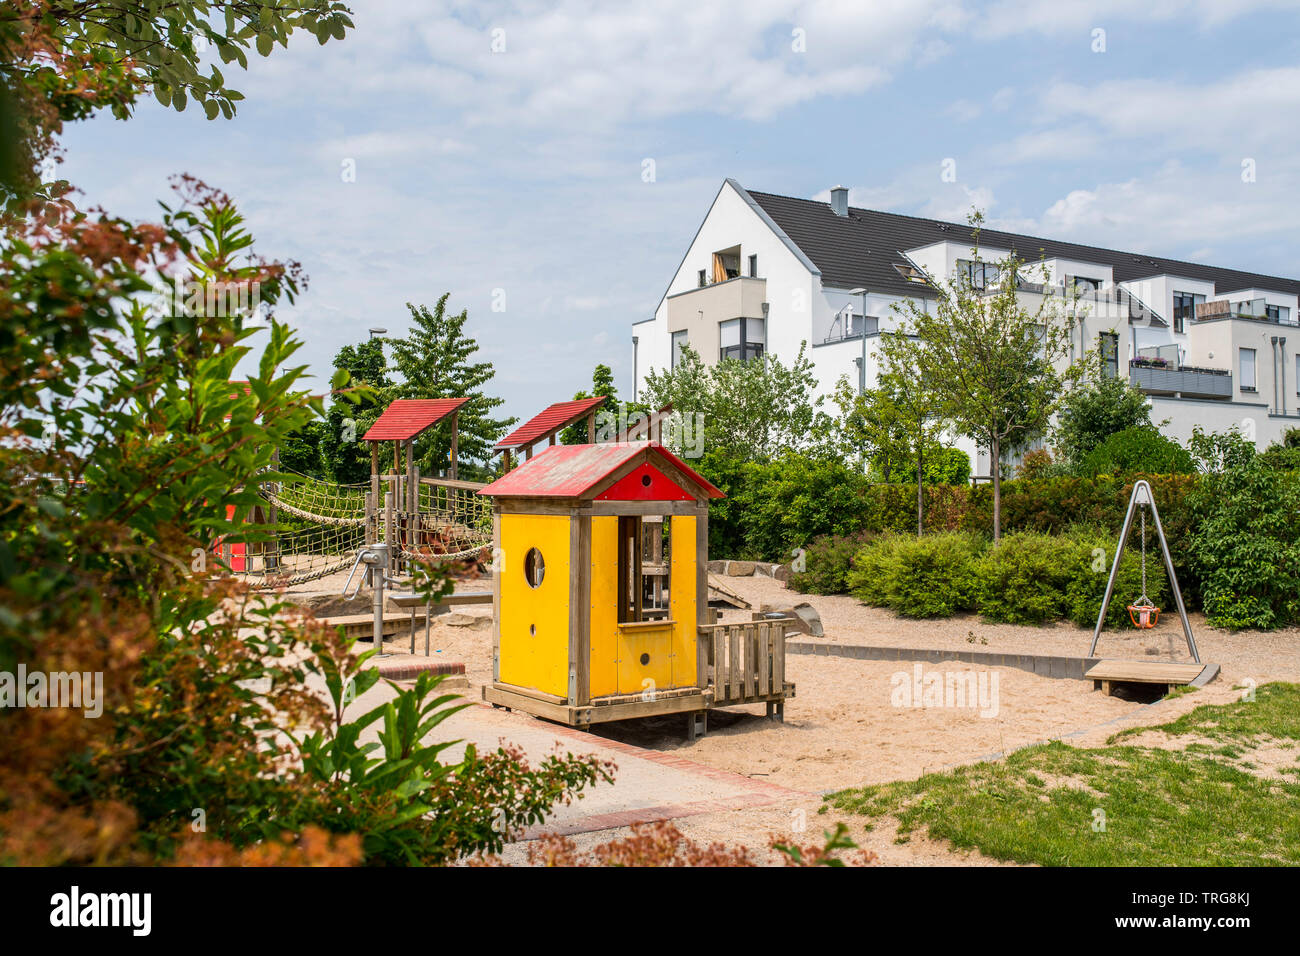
[368,327,387,339]
[848,287,868,394]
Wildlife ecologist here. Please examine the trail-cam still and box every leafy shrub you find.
[846,534,909,607]
[1079,426,1196,478]
[847,533,985,617]
[788,532,869,595]
[1188,459,1300,630]
[1062,525,1167,630]
[1258,443,1300,472]
[974,533,1080,624]
[885,533,986,617]
[895,446,973,486]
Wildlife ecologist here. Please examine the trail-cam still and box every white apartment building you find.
[632,179,1300,473]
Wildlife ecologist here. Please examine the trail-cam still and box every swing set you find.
[1088,479,1199,664]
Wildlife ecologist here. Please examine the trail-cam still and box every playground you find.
[213,390,1300,863]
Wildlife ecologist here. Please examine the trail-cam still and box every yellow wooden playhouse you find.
[478,442,793,738]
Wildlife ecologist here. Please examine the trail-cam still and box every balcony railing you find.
[822,316,879,344]
[1129,359,1232,399]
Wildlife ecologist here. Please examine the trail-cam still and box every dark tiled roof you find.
[745,188,1300,301]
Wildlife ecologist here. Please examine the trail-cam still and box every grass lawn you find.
[824,682,1300,866]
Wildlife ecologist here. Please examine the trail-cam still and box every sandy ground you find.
[273,567,1299,865]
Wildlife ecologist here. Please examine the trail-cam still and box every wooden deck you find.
[1085,659,1213,696]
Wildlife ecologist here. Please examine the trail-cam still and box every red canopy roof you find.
[363,398,469,442]
[493,397,607,451]
[479,442,724,500]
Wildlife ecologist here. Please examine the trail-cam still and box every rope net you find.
[219,470,492,589]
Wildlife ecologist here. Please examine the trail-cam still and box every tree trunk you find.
[990,434,1001,542]
[916,442,924,537]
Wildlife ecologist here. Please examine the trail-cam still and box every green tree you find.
[385,296,515,478]
[642,343,835,463]
[1,0,354,206]
[875,329,952,534]
[318,338,389,484]
[1054,354,1155,467]
[1187,424,1256,474]
[831,376,910,481]
[560,363,618,445]
[894,211,1081,539]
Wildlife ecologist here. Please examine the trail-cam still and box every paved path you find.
[338,665,802,838]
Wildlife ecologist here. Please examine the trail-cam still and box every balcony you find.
[666,276,767,327]
[1129,359,1232,399]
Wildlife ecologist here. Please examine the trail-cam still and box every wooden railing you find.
[698,620,790,705]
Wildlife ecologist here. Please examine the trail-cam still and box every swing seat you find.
[1127,602,1160,629]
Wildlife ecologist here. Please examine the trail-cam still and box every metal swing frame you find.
[1089,479,1199,663]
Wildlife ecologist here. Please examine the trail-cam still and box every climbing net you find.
[220,469,492,589]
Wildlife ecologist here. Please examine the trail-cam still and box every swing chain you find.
[1139,508,1147,602]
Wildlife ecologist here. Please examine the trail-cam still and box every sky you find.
[57,0,1300,430]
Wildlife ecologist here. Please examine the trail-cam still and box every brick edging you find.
[475,699,805,801]
[378,660,467,681]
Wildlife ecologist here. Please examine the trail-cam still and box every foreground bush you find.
[0,186,610,866]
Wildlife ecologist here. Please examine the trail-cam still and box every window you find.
[1067,275,1102,294]
[1296,354,1299,395]
[1172,291,1205,334]
[719,317,765,362]
[670,330,688,368]
[957,258,999,290]
[616,516,643,623]
[1099,332,1119,379]
[1240,348,1257,391]
[524,547,545,588]
[697,269,706,288]
[1266,304,1289,323]
[748,254,758,278]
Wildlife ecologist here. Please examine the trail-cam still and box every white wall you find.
[636,180,816,398]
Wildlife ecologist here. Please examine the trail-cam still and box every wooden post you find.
[406,439,417,556]
[492,508,501,683]
[696,505,709,691]
[502,449,512,473]
[587,411,596,444]
[549,433,556,446]
[568,510,591,706]
[369,442,380,546]
[266,448,280,571]
[449,409,459,480]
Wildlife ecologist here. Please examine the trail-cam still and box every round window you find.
[524,547,545,588]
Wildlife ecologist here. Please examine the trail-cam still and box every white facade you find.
[634,180,1300,468]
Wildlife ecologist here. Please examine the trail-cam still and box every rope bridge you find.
[219,469,492,589]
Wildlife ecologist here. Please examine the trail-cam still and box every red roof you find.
[479,442,724,500]
[363,398,469,442]
[493,397,607,451]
